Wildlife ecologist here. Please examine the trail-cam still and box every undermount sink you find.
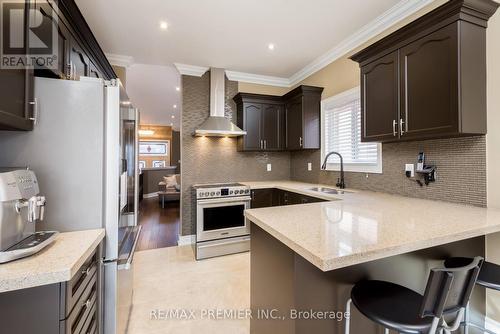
[308,187,347,195]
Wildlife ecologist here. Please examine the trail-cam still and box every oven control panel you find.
[196,185,251,199]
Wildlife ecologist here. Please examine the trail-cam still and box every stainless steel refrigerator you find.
[0,76,141,334]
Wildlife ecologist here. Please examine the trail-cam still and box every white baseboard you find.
[143,192,159,199]
[485,316,500,333]
[178,234,195,246]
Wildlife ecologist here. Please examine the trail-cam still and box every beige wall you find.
[139,125,173,168]
[112,65,127,88]
[238,82,289,96]
[486,6,500,323]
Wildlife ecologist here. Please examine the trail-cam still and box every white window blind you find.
[321,87,382,173]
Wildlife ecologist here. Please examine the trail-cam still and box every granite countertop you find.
[0,229,105,293]
[242,181,500,272]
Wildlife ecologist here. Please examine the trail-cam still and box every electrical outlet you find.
[405,163,415,177]
[307,162,312,171]
[267,164,272,172]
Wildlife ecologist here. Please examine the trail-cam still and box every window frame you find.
[320,86,382,174]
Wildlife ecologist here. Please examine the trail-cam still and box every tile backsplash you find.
[291,136,487,207]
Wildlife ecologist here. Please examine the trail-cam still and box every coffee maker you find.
[0,169,57,263]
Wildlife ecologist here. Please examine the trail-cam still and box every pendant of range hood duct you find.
[193,68,247,137]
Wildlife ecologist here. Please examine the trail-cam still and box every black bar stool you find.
[444,257,500,334]
[344,257,483,334]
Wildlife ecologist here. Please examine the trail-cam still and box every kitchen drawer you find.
[79,300,97,334]
[60,273,97,334]
[61,250,98,319]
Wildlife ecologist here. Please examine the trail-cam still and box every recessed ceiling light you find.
[268,43,275,51]
[173,104,177,108]
[170,122,173,126]
[175,86,180,91]
[171,115,175,119]
[159,21,168,30]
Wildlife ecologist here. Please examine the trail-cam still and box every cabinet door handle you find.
[260,140,263,150]
[299,137,303,147]
[28,98,38,125]
[392,120,397,136]
[399,118,405,136]
[66,62,72,79]
[264,140,267,150]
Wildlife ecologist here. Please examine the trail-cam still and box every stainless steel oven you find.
[195,183,251,260]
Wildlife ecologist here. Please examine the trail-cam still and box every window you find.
[139,141,169,156]
[321,87,382,173]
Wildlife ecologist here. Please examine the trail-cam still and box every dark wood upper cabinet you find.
[283,86,323,150]
[234,94,284,151]
[0,1,34,131]
[351,0,498,143]
[361,51,399,142]
[400,24,459,140]
[1,0,115,130]
[69,38,90,78]
[285,96,303,150]
[234,85,323,151]
[241,102,263,151]
[261,103,283,150]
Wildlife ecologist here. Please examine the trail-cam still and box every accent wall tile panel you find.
[181,73,291,236]
[290,136,487,207]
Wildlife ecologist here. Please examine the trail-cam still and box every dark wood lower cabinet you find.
[0,247,102,334]
[251,188,326,209]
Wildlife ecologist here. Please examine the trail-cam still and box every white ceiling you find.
[76,0,407,78]
[126,64,181,129]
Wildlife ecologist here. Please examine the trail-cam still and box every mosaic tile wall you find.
[290,136,487,207]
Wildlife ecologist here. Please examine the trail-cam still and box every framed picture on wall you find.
[139,141,169,156]
[152,160,166,168]
[139,161,146,169]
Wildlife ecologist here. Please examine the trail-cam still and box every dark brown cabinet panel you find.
[262,103,283,150]
[234,86,322,151]
[0,1,34,131]
[251,189,274,208]
[241,103,262,150]
[234,94,284,151]
[361,51,399,142]
[400,24,458,140]
[285,96,303,150]
[0,0,116,131]
[69,39,89,78]
[351,0,498,143]
[284,86,323,150]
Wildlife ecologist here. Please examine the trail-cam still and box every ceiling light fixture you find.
[170,122,174,126]
[175,86,180,91]
[268,43,275,51]
[171,115,175,119]
[173,104,177,108]
[159,21,168,30]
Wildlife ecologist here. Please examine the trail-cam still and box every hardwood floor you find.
[136,197,180,251]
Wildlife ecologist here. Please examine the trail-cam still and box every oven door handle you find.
[197,196,251,205]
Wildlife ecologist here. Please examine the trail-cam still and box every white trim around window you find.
[321,87,383,174]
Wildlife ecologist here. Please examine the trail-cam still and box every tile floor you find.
[128,246,250,334]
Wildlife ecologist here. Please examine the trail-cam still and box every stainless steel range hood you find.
[193,68,246,137]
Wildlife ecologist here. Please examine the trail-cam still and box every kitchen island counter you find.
[244,181,500,271]
[245,181,498,333]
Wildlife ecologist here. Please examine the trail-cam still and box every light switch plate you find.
[307,162,312,171]
[267,163,272,172]
[405,163,415,177]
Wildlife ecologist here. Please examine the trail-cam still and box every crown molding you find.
[173,0,436,87]
[225,70,290,87]
[174,63,209,77]
[105,53,135,67]
[288,0,436,86]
